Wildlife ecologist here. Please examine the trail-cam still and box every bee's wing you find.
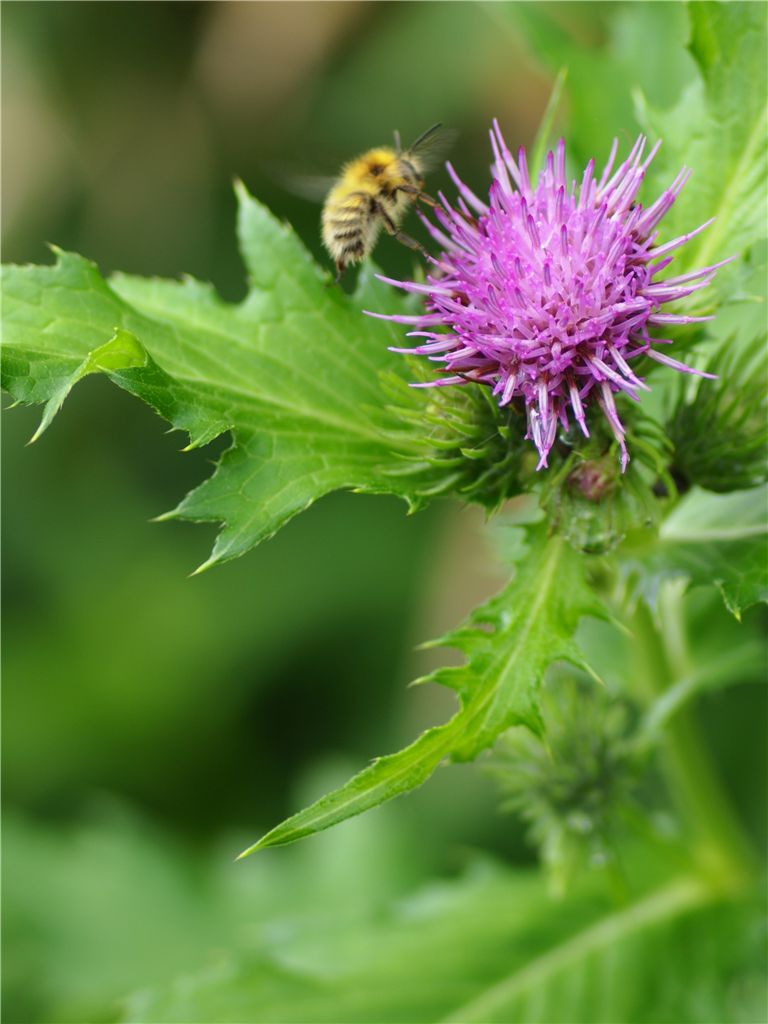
[404,123,459,173]
[280,172,339,202]
[259,162,338,203]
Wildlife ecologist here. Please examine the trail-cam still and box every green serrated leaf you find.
[625,486,768,618]
[1,188,449,569]
[22,328,148,443]
[241,528,604,854]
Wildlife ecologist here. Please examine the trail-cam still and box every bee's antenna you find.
[393,129,402,155]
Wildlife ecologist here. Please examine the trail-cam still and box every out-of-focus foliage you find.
[6,807,765,1024]
[494,1,698,166]
[127,862,765,1024]
[624,486,768,619]
[638,1,767,295]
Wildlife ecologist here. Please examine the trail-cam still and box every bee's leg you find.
[393,230,427,254]
[394,184,438,207]
[378,205,427,256]
[387,227,430,256]
[325,261,345,287]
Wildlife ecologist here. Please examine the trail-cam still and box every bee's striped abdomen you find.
[322,190,378,273]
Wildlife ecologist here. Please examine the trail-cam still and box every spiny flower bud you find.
[669,334,768,492]
[488,676,639,892]
[368,122,730,471]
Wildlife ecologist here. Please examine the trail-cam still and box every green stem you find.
[630,581,757,890]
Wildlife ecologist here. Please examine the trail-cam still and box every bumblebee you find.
[321,123,454,280]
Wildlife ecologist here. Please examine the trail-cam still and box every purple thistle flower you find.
[367,121,730,470]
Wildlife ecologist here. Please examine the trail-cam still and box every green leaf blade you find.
[1,187,449,568]
[238,722,457,856]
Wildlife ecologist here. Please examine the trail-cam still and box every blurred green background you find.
[3,3,765,1022]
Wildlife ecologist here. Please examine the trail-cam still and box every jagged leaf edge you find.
[240,528,605,855]
[1,211,457,568]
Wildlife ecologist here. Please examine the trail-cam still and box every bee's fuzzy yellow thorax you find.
[340,148,400,191]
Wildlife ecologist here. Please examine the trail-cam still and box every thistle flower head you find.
[369,122,729,470]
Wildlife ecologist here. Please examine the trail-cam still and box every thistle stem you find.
[630,581,757,890]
